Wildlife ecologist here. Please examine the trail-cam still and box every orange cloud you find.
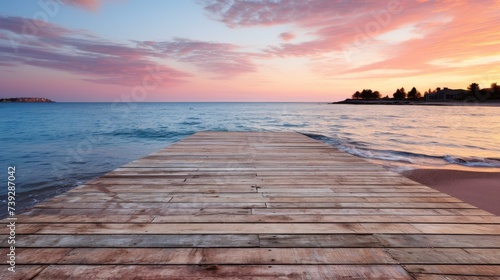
[202,0,500,92]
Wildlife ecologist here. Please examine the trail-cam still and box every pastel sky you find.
[1,0,499,101]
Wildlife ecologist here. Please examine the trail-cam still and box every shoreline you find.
[401,169,500,215]
[331,100,500,106]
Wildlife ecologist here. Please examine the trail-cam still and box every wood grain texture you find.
[1,131,498,279]
[33,265,414,279]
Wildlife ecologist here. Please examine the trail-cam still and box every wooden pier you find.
[1,131,499,279]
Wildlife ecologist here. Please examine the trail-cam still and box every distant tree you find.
[352,91,361,99]
[382,95,390,99]
[491,83,500,99]
[355,89,382,100]
[468,83,480,95]
[393,89,400,99]
[436,87,441,92]
[491,82,499,92]
[360,89,369,99]
[478,88,491,101]
[464,83,485,101]
[408,87,421,100]
[393,88,406,100]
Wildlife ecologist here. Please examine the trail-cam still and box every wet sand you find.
[402,169,500,215]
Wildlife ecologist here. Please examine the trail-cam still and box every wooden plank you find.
[266,202,475,209]
[21,222,500,235]
[167,203,266,209]
[266,185,446,190]
[387,248,500,264]
[87,178,189,185]
[69,185,260,193]
[150,215,500,224]
[376,234,500,248]
[0,248,72,264]
[12,223,361,235]
[167,195,464,203]
[55,248,397,265]
[262,191,452,197]
[0,224,44,236]
[252,208,491,216]
[465,249,500,262]
[32,202,172,209]
[413,275,495,280]
[19,207,252,216]
[412,224,500,234]
[49,194,174,203]
[259,234,382,248]
[33,202,265,209]
[33,265,414,279]
[0,265,47,280]
[1,131,497,279]
[403,265,500,276]
[2,235,259,248]
[9,214,154,223]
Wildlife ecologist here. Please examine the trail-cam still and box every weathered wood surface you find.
[1,131,499,279]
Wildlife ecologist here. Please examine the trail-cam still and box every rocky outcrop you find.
[0,97,55,102]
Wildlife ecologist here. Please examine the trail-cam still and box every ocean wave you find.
[303,133,341,145]
[444,155,500,167]
[337,145,440,165]
[178,121,202,126]
[305,133,500,168]
[107,128,193,139]
[282,122,306,128]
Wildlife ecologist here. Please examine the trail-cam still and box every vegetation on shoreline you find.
[347,83,500,102]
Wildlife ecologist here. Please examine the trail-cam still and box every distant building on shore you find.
[425,88,467,101]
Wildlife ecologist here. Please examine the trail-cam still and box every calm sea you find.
[1,102,500,213]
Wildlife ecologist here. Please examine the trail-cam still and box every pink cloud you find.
[202,0,425,57]
[0,15,260,87]
[202,0,500,78]
[140,38,259,78]
[0,16,73,39]
[201,0,381,28]
[0,16,189,87]
[61,0,102,11]
[279,32,296,41]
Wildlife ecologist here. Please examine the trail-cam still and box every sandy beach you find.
[402,169,500,215]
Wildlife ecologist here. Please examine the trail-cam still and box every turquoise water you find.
[1,102,500,212]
